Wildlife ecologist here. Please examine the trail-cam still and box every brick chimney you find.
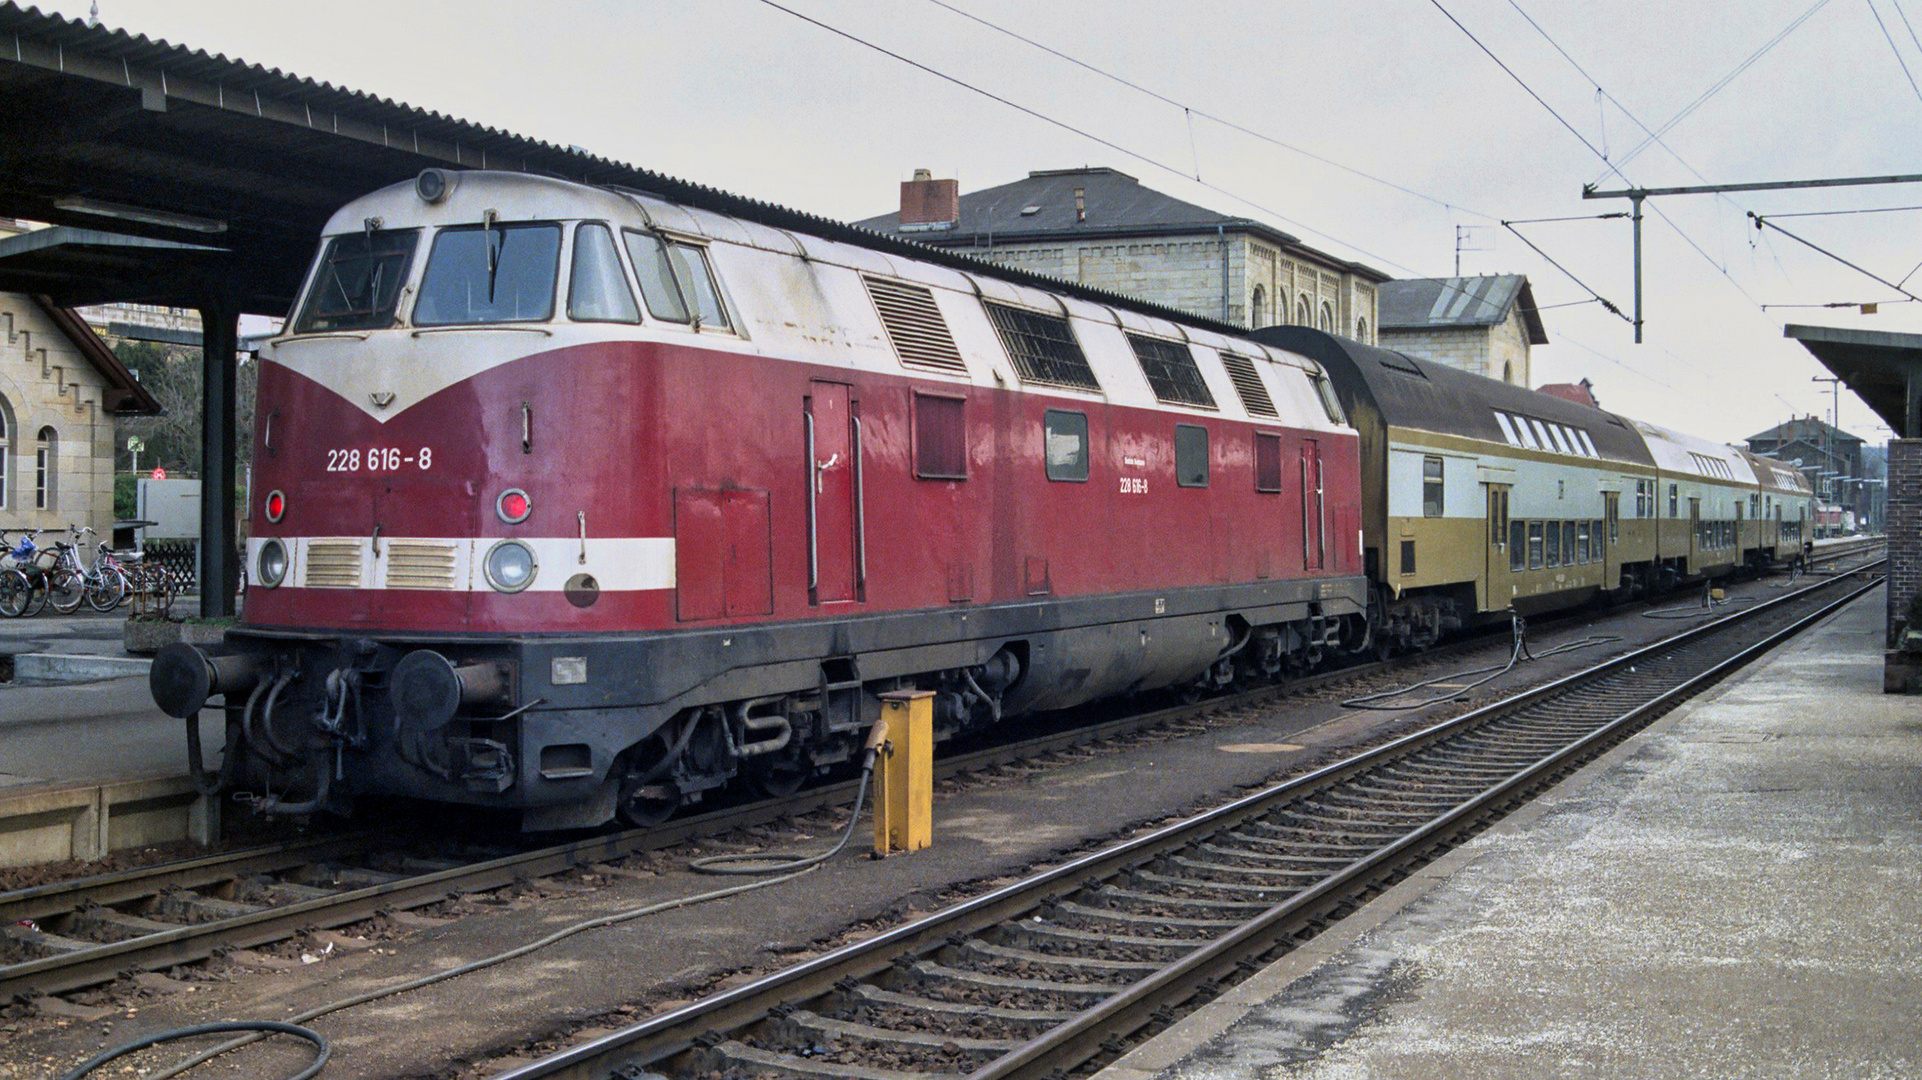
[899,168,959,232]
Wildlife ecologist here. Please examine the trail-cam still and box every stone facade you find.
[966,234,1377,342]
[0,294,118,539]
[1377,304,1533,386]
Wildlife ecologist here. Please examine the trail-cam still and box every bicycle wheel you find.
[47,568,87,614]
[0,569,30,617]
[87,565,129,612]
[20,572,48,617]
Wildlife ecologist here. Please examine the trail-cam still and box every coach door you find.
[1301,439,1325,570]
[1688,497,1701,570]
[1604,492,1621,589]
[806,382,862,604]
[1484,484,1510,610]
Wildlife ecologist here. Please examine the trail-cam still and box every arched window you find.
[1250,285,1266,328]
[1503,361,1514,384]
[35,426,56,511]
[1296,297,1311,326]
[1355,316,1369,343]
[1318,302,1334,331]
[0,395,11,509]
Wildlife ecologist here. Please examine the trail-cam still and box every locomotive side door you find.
[806,382,860,604]
[1301,439,1325,571]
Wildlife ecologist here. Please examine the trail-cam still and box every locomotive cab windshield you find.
[293,226,419,333]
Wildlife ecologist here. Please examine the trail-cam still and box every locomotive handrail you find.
[853,415,868,593]
[805,411,819,596]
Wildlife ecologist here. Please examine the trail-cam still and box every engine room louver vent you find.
[1218,352,1278,417]
[384,540,459,590]
[864,276,967,374]
[303,540,363,588]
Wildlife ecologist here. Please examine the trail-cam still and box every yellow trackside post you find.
[873,691,933,855]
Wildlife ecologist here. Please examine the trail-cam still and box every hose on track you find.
[66,727,890,1080]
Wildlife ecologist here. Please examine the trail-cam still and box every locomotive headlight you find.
[257,538,288,588]
[483,539,537,593]
[416,168,455,204]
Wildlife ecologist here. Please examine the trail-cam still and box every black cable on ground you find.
[1343,613,1620,711]
[92,725,891,1080]
[690,721,887,875]
[58,1021,328,1080]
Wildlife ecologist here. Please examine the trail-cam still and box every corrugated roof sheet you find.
[0,4,1284,332]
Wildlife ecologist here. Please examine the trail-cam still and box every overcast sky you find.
[41,0,1922,448]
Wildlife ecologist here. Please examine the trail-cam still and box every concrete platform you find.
[1104,585,1919,1080]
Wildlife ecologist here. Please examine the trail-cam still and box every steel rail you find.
[970,569,1884,1080]
[2,548,1879,1003]
[488,563,1881,1080]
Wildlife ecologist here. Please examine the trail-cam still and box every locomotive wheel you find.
[617,780,682,829]
[745,756,810,800]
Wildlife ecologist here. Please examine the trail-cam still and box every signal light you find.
[496,488,531,524]
[265,489,286,523]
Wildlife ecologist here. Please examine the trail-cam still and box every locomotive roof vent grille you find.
[1217,351,1278,417]
[1127,333,1217,410]
[864,276,967,374]
[983,301,1103,392]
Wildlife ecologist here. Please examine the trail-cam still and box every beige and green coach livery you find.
[1254,327,1814,653]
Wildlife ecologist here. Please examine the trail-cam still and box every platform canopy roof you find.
[0,2,1254,333]
[1785,324,1922,439]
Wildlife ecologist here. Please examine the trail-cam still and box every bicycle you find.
[65,524,131,613]
[41,537,91,615]
[0,529,50,618]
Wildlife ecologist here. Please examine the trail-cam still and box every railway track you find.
[484,561,1882,1080]
[0,542,1882,1006]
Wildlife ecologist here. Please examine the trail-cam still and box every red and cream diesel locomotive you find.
[151,169,1371,828]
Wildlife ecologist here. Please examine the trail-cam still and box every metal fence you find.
[144,539,198,591]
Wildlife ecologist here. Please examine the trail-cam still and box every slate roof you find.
[855,168,1388,282]
[1377,275,1549,345]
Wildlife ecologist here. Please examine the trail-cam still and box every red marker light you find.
[496,489,531,524]
[264,489,286,523]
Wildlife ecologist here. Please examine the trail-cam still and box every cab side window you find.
[622,231,732,331]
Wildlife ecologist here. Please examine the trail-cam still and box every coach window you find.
[1561,521,1575,566]
[1669,483,1679,517]
[1176,424,1210,487]
[1509,520,1526,571]
[1528,522,1545,569]
[914,393,967,480]
[1596,517,1607,550]
[415,221,561,325]
[568,223,640,323]
[1544,521,1560,568]
[1422,456,1443,517]
[1577,521,1591,563]
[1255,432,1283,493]
[1044,409,1089,482]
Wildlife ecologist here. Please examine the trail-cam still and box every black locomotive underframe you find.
[217,575,1369,827]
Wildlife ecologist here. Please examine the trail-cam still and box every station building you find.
[0,222,160,539]
[1375,274,1547,387]
[856,167,1388,339]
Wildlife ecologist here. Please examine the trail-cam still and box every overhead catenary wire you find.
[750,0,1427,277]
[917,0,1500,221]
[1866,0,1922,108]
[1748,212,1922,303]
[1501,220,1632,323]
